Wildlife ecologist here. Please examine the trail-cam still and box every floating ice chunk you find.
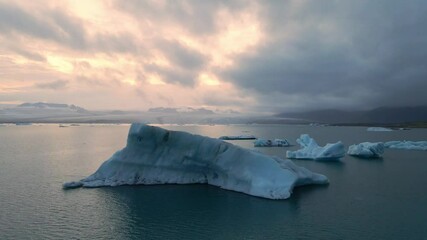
[15,122,32,126]
[347,142,384,158]
[62,181,83,189]
[254,139,291,147]
[286,134,345,161]
[384,141,427,151]
[367,127,393,132]
[219,135,256,140]
[63,124,328,199]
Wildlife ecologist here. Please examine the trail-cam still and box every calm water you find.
[1,124,427,239]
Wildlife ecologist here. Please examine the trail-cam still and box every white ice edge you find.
[347,142,384,158]
[286,134,345,161]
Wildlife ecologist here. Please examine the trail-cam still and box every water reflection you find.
[94,184,324,239]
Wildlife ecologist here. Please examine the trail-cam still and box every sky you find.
[1,0,427,113]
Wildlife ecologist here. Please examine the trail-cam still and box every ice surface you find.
[286,134,345,161]
[367,127,393,132]
[219,135,256,140]
[254,139,291,147]
[347,142,384,158]
[63,124,328,199]
[384,141,427,151]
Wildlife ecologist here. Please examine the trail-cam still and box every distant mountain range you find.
[0,102,251,124]
[2,102,427,126]
[275,106,427,124]
[17,102,88,113]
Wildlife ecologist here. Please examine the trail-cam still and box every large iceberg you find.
[384,141,427,151]
[63,124,328,199]
[254,139,291,147]
[286,134,345,161]
[347,142,384,158]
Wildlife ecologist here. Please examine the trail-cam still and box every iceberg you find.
[254,139,291,147]
[286,134,345,161]
[384,141,427,151]
[63,124,328,199]
[347,142,384,158]
[367,127,393,132]
[15,122,32,126]
[219,135,256,140]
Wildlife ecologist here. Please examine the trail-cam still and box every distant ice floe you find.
[384,141,427,151]
[254,139,291,147]
[63,124,328,199]
[347,142,384,158]
[15,122,32,126]
[219,135,256,140]
[367,127,393,132]
[286,134,345,161]
[309,123,328,127]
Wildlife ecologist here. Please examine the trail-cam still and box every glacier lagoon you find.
[1,124,427,239]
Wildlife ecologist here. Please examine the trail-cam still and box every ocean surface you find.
[1,124,427,240]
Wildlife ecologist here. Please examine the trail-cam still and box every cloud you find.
[34,80,68,90]
[0,2,86,49]
[220,0,427,111]
[0,2,138,54]
[159,40,206,71]
[142,40,208,86]
[1,0,427,112]
[144,64,199,86]
[92,33,139,54]
[115,0,246,35]
[0,2,58,41]
[9,47,45,62]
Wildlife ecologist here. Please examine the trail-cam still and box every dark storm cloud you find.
[221,0,427,110]
[158,40,206,71]
[34,80,68,90]
[93,33,139,54]
[0,2,58,41]
[0,2,87,48]
[145,64,198,86]
[143,40,207,86]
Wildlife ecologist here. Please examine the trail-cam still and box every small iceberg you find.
[254,139,291,147]
[219,135,256,140]
[347,142,384,158]
[367,127,393,132]
[286,134,345,161]
[15,122,32,126]
[384,141,427,151]
[63,124,328,199]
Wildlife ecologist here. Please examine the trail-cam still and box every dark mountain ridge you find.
[276,106,427,124]
[17,102,88,113]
